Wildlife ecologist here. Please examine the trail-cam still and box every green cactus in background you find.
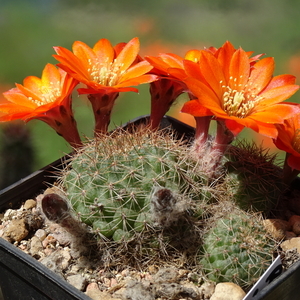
[223,141,287,215]
[199,204,276,289]
[59,128,211,242]
[0,122,35,189]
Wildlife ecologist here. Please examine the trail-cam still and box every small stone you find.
[285,231,297,240]
[199,281,216,299]
[30,236,43,257]
[43,187,66,197]
[23,199,36,210]
[123,281,155,300]
[263,219,290,240]
[210,282,246,300]
[44,247,54,256]
[283,248,300,269]
[281,237,300,252]
[40,249,71,272]
[42,235,57,248]
[4,218,28,242]
[289,215,300,235]
[66,274,87,291]
[121,269,130,277]
[153,267,179,283]
[35,229,47,241]
[110,278,118,287]
[4,209,15,219]
[156,282,200,299]
[103,278,111,287]
[86,283,118,300]
[49,230,71,247]
[148,265,157,274]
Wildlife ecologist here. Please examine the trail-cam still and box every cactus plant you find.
[223,141,287,214]
[0,122,34,189]
[199,204,277,289]
[58,127,210,242]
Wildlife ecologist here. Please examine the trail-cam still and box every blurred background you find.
[1,0,300,188]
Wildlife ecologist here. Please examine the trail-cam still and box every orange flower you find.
[0,64,82,148]
[181,41,300,138]
[145,52,193,129]
[53,37,157,134]
[274,114,300,171]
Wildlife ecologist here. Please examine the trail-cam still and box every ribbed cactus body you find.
[60,129,206,241]
[224,142,286,214]
[199,207,276,289]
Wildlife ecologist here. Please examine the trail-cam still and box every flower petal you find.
[115,37,140,72]
[116,74,158,88]
[41,63,61,89]
[198,51,225,99]
[72,40,97,66]
[215,41,235,81]
[229,48,250,90]
[254,121,278,138]
[248,57,274,92]
[3,88,37,109]
[259,84,299,107]
[224,119,245,136]
[181,99,213,116]
[263,74,296,92]
[158,53,184,68]
[53,46,89,80]
[183,77,230,117]
[120,61,154,82]
[21,76,43,97]
[250,103,300,123]
[184,60,205,83]
[0,102,32,116]
[93,38,115,63]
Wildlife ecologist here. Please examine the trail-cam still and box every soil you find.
[1,185,300,300]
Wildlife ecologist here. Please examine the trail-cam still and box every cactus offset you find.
[199,205,277,289]
[224,141,287,214]
[59,128,209,242]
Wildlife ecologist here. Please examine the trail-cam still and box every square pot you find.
[0,116,299,300]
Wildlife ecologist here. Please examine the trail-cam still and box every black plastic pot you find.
[0,115,299,300]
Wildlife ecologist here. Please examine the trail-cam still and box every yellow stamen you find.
[221,77,264,118]
[88,58,125,86]
[28,81,62,106]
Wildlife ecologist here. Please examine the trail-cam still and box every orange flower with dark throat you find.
[53,37,157,134]
[182,41,300,139]
[0,64,82,148]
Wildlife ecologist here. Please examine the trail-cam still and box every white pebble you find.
[35,229,47,241]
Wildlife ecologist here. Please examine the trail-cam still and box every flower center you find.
[292,129,300,153]
[28,82,62,106]
[88,58,125,86]
[221,76,264,118]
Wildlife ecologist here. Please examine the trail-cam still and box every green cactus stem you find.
[59,128,210,242]
[223,141,287,215]
[199,205,277,290]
